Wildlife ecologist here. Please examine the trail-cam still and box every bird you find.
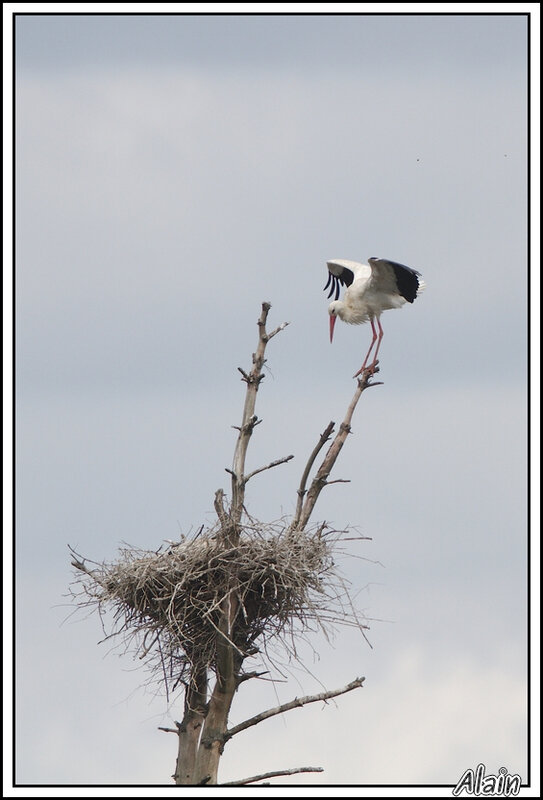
[324,257,425,377]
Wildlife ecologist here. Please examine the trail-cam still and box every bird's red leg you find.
[353,318,378,377]
[369,318,384,372]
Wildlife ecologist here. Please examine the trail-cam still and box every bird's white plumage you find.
[325,256,425,376]
[327,258,424,325]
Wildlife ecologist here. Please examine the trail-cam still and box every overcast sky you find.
[13,8,532,794]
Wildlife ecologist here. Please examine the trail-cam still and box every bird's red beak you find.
[329,315,336,343]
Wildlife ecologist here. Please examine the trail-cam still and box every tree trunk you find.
[174,666,208,785]
[192,670,238,784]
[193,595,241,785]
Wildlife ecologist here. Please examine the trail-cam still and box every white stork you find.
[324,257,425,377]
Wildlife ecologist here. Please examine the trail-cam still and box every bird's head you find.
[328,301,342,343]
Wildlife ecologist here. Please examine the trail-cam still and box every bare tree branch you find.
[236,670,269,685]
[222,766,324,785]
[214,488,229,528]
[244,454,294,483]
[224,676,365,743]
[290,421,335,530]
[296,367,381,531]
[228,303,287,532]
[68,545,99,576]
[265,321,290,340]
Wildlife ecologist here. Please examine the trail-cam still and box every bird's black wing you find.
[368,257,422,304]
[324,262,355,301]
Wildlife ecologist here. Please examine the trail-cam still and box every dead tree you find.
[69,302,381,785]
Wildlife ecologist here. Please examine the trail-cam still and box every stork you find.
[325,257,425,377]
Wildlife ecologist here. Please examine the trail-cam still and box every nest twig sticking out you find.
[69,521,367,695]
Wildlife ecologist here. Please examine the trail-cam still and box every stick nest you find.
[69,521,367,694]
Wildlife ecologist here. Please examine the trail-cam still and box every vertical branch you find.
[229,303,288,533]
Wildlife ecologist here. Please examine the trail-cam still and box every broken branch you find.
[214,488,229,527]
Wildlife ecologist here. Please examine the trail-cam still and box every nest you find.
[69,519,368,694]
